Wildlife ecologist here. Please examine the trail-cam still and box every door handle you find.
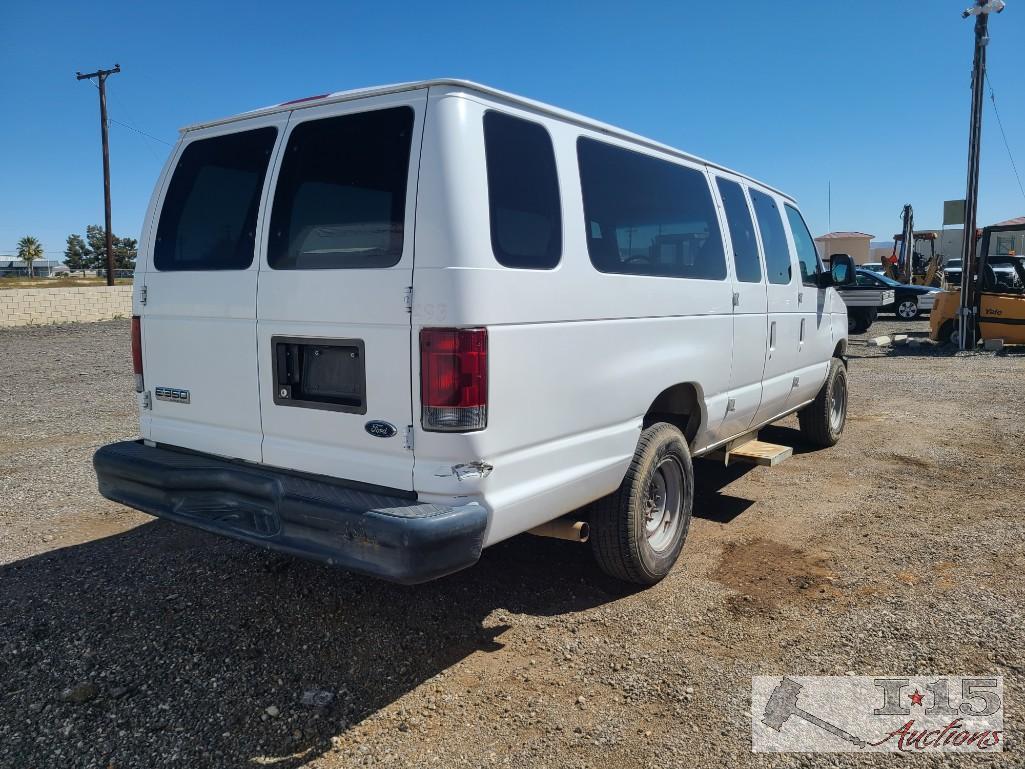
[732,291,740,308]
[800,317,806,343]
[769,321,777,350]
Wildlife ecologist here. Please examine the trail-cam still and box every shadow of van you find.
[0,519,637,768]
[0,456,758,768]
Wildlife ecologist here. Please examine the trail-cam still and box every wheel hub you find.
[829,374,847,432]
[644,457,684,553]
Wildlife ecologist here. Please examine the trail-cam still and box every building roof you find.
[815,231,875,240]
[179,79,792,201]
[988,216,1025,228]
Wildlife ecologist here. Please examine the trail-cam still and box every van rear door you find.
[256,91,426,491]
[142,115,285,461]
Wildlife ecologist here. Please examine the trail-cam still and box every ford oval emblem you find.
[365,420,397,439]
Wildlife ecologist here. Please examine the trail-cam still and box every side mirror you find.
[829,253,856,286]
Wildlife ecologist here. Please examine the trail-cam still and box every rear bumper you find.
[93,440,487,584]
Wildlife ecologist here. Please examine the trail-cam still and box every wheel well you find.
[644,383,702,444]
[833,339,847,359]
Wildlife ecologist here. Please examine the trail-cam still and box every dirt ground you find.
[1,318,1022,769]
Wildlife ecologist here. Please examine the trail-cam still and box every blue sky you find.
[2,0,1023,261]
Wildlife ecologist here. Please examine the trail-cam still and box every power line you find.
[103,85,174,152]
[985,72,1025,205]
[107,116,173,146]
[78,76,171,155]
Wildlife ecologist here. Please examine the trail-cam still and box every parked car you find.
[95,269,135,279]
[93,80,855,587]
[855,269,938,319]
[943,258,963,287]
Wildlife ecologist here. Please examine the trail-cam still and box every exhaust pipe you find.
[528,520,589,543]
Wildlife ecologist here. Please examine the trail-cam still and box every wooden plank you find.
[707,430,758,465]
[728,439,793,467]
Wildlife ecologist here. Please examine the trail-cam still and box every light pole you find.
[957,1,1004,350]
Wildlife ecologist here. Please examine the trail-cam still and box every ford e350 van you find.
[94,80,856,585]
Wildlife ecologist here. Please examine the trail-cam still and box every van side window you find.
[577,138,725,280]
[268,107,414,270]
[749,189,792,285]
[483,111,562,269]
[784,204,821,286]
[154,127,277,271]
[715,178,761,283]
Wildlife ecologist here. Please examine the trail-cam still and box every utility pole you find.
[957,2,1004,350]
[76,64,121,287]
[827,181,831,233]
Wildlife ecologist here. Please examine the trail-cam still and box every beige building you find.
[814,232,875,265]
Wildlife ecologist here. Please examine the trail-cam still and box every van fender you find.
[642,381,705,447]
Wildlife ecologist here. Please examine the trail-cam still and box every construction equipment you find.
[883,205,942,287]
[930,218,1025,345]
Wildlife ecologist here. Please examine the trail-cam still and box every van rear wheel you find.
[590,423,694,585]
[798,358,847,447]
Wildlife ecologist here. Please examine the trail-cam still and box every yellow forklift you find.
[930,218,1025,345]
[883,205,943,287]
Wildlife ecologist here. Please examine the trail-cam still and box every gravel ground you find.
[0,317,1022,769]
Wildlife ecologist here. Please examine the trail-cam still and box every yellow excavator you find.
[882,204,943,287]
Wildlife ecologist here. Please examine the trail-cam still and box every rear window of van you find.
[154,127,277,271]
[483,111,562,270]
[268,107,414,270]
[577,138,725,280]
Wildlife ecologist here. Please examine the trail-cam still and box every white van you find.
[94,80,855,585]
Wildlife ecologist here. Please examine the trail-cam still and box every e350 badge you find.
[155,387,190,404]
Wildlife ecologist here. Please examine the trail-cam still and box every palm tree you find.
[16,236,44,278]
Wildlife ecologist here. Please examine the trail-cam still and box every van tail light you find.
[131,316,144,393]
[420,328,488,432]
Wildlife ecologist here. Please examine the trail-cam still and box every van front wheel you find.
[590,423,694,585]
[798,358,848,447]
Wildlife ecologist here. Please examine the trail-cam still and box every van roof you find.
[181,78,792,201]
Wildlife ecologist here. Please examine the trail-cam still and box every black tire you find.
[590,422,694,585]
[849,311,869,334]
[939,320,972,347]
[798,359,848,448]
[939,320,957,346]
[896,298,919,320]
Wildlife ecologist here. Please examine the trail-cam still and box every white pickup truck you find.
[94,80,855,586]
[837,285,896,333]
